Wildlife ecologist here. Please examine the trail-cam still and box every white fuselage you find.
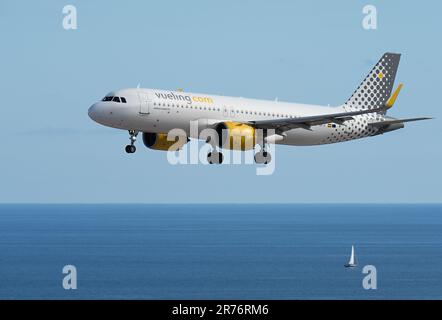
[88,88,386,146]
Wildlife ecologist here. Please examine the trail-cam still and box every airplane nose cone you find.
[88,103,98,122]
[88,102,115,127]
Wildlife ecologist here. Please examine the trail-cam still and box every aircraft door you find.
[138,92,152,114]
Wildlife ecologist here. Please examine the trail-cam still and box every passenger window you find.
[112,97,121,103]
[121,97,127,103]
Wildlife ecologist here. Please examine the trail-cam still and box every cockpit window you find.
[102,96,127,103]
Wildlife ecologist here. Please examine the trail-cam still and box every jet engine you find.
[215,122,256,151]
[142,132,188,151]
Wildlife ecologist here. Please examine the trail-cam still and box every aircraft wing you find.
[249,106,387,132]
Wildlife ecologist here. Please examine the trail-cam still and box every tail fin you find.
[344,52,401,112]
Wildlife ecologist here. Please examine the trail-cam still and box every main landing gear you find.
[206,135,224,164]
[205,130,272,165]
[205,144,272,165]
[206,148,272,164]
[125,130,138,154]
[254,149,272,164]
[254,130,272,164]
[207,151,224,164]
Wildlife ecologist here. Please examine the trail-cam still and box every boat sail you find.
[344,245,357,268]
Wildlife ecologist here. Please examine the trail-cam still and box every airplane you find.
[88,52,431,164]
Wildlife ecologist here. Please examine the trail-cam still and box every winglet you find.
[386,83,403,109]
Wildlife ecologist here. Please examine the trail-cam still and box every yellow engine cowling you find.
[215,122,256,151]
[142,132,187,151]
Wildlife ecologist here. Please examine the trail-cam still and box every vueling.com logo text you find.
[154,91,213,104]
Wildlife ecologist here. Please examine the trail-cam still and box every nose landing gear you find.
[125,130,138,154]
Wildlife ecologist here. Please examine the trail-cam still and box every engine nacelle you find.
[142,132,187,151]
[215,122,256,151]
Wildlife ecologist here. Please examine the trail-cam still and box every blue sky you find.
[0,0,441,203]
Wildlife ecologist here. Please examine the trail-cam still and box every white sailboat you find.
[344,245,357,268]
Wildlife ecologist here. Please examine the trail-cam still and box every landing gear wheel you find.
[207,151,224,164]
[254,151,271,164]
[125,145,136,153]
[125,130,138,154]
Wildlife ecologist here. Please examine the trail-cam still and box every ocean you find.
[0,204,441,299]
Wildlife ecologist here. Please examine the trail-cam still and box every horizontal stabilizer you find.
[369,117,433,128]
